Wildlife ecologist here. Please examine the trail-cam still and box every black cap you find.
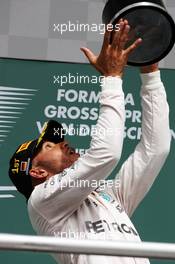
[8,120,65,200]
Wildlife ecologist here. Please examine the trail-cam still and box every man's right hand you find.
[81,20,142,78]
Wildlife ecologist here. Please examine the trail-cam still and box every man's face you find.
[32,141,80,175]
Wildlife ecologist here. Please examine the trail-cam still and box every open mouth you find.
[70,147,76,154]
[67,147,76,155]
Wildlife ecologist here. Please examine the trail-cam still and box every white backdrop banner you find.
[0,0,174,69]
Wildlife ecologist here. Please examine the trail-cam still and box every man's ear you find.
[29,167,49,179]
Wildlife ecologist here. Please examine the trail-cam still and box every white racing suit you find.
[28,71,171,264]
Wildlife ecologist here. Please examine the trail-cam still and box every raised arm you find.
[113,64,171,217]
[29,21,142,221]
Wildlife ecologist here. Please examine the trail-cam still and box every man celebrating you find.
[9,20,171,264]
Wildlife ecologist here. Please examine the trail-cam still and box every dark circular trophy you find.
[102,0,175,66]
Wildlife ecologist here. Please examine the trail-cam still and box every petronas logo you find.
[0,86,37,146]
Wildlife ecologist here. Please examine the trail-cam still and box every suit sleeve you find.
[112,71,171,217]
[30,77,125,222]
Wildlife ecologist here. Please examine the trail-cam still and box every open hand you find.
[81,20,142,78]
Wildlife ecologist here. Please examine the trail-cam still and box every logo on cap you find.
[11,158,20,174]
[16,141,32,153]
[36,122,48,147]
